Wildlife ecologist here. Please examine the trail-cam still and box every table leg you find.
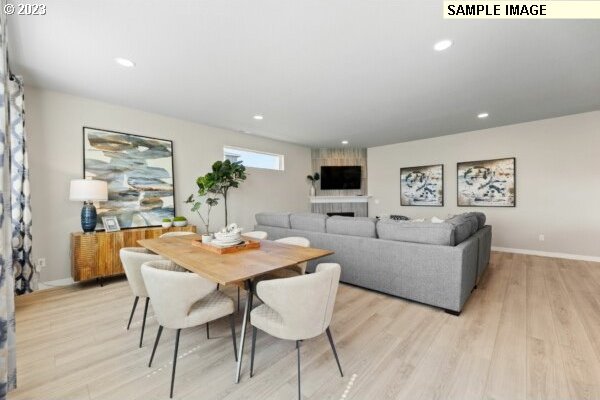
[235,280,253,383]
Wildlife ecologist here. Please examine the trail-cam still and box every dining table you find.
[137,233,334,383]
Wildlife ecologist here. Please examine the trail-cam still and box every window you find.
[223,146,284,171]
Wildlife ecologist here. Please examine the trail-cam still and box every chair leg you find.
[206,322,210,339]
[250,327,257,377]
[326,327,344,377]
[127,296,139,330]
[296,340,301,400]
[140,297,149,348]
[237,287,240,312]
[149,325,163,367]
[229,314,238,362]
[170,329,181,399]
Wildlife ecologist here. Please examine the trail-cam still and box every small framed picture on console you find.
[102,216,121,232]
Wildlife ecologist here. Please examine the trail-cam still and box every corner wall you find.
[27,87,311,282]
[367,111,600,259]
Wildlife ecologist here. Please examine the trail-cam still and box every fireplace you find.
[326,212,354,217]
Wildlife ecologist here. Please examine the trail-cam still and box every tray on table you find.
[191,239,260,254]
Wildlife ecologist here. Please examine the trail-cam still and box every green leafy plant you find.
[162,218,172,222]
[307,172,320,193]
[196,160,247,225]
[173,216,187,222]
[185,192,218,234]
[306,172,320,183]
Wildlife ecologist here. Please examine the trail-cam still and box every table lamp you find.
[69,178,108,232]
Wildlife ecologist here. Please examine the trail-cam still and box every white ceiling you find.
[8,0,600,148]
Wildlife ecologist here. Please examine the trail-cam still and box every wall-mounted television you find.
[320,166,362,190]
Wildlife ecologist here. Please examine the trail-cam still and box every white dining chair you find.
[119,248,167,347]
[142,260,237,398]
[249,263,343,400]
[159,231,196,238]
[275,236,310,275]
[243,231,268,240]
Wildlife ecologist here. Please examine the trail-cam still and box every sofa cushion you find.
[465,212,486,230]
[326,216,377,238]
[376,219,455,246]
[255,212,291,228]
[289,213,328,232]
[446,214,478,244]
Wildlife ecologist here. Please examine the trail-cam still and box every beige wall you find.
[27,87,311,282]
[368,111,600,259]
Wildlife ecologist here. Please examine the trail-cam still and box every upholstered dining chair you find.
[242,231,268,240]
[274,236,310,275]
[249,263,343,400]
[253,237,311,289]
[119,248,165,347]
[141,260,237,398]
[159,231,196,238]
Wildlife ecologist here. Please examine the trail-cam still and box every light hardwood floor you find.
[10,252,600,400]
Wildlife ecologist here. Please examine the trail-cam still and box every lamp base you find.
[81,202,97,233]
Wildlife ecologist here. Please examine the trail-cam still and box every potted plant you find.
[307,172,320,196]
[186,190,219,240]
[162,218,172,228]
[196,160,247,225]
[172,216,188,227]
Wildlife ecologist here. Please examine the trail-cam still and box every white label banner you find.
[444,1,600,19]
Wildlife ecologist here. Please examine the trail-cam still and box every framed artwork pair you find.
[400,157,516,207]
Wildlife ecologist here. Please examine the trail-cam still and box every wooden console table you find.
[71,225,196,284]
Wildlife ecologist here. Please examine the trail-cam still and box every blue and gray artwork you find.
[457,158,515,207]
[84,128,175,229]
[400,164,443,206]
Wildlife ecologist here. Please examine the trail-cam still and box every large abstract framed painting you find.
[83,127,175,230]
[400,164,444,206]
[457,157,516,207]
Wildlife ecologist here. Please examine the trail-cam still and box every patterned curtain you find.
[10,76,34,295]
[0,5,17,397]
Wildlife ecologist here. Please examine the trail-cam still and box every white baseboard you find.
[38,277,75,290]
[492,247,600,263]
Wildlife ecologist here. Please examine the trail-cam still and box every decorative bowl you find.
[173,220,187,227]
[214,231,241,242]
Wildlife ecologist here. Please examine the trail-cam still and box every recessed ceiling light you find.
[433,39,453,51]
[114,57,135,68]
[253,115,264,120]
[341,140,349,145]
[478,112,489,119]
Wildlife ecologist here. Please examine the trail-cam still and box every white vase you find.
[309,185,316,197]
[201,234,213,243]
[173,221,187,227]
[162,222,172,228]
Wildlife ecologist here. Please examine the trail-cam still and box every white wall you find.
[368,111,600,259]
[27,87,311,282]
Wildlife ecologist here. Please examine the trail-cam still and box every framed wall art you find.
[400,164,444,206]
[83,127,175,230]
[457,157,516,207]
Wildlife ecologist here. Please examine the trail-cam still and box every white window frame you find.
[223,145,285,171]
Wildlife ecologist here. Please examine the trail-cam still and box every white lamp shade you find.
[69,179,108,201]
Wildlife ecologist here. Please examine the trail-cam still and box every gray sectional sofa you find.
[255,212,492,314]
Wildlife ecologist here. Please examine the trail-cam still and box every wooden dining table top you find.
[137,234,334,285]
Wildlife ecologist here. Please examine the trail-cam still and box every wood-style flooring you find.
[10,252,600,399]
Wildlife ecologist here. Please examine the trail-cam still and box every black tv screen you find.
[320,166,362,190]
